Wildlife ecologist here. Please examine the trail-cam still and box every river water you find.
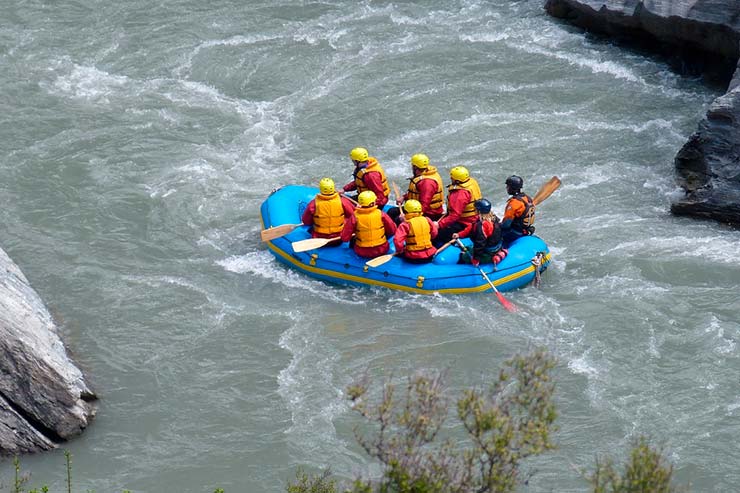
[1,1,739,491]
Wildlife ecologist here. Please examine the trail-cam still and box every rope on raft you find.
[531,251,545,288]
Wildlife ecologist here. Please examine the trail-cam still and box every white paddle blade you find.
[365,254,394,268]
[291,238,334,253]
[261,223,302,241]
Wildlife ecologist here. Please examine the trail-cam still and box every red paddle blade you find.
[495,291,517,312]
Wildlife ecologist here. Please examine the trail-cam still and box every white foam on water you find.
[566,116,686,142]
[277,314,348,454]
[726,398,740,415]
[607,235,740,265]
[647,328,661,358]
[568,349,606,406]
[46,61,131,104]
[384,292,477,319]
[216,251,368,305]
[507,41,643,83]
[702,316,738,356]
[459,32,510,44]
[174,34,286,78]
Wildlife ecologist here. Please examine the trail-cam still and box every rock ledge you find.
[0,247,97,455]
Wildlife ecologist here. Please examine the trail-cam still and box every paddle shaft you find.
[390,181,406,220]
[454,239,517,312]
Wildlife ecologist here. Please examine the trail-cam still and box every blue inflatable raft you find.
[260,185,551,294]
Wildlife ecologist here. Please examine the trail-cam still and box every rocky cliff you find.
[0,247,97,455]
[545,0,740,227]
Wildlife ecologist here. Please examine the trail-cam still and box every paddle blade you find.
[365,254,394,268]
[260,223,302,241]
[291,237,334,253]
[532,176,561,206]
[495,291,518,312]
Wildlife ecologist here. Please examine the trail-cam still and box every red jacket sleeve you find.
[341,196,356,216]
[393,222,410,251]
[381,212,397,238]
[340,214,356,242]
[438,189,470,229]
[301,200,316,226]
[428,217,439,239]
[343,180,357,192]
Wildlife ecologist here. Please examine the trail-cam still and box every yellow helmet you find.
[319,177,335,195]
[350,147,369,162]
[410,153,429,169]
[450,166,469,183]
[357,190,377,207]
[403,199,422,214]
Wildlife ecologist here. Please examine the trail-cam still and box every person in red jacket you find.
[301,178,356,239]
[389,153,446,225]
[393,199,439,263]
[341,147,391,208]
[434,166,482,247]
[341,191,396,258]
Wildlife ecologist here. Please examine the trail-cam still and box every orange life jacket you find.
[447,177,482,218]
[354,206,387,248]
[407,166,444,213]
[354,158,390,199]
[509,193,535,232]
[404,215,433,252]
[313,193,345,236]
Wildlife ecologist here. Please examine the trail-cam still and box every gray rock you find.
[544,0,740,227]
[671,83,740,225]
[0,246,97,455]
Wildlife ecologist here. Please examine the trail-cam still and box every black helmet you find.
[474,198,492,213]
[505,175,523,192]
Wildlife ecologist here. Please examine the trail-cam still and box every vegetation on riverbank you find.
[288,350,683,493]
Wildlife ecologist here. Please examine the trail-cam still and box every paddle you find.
[532,176,561,206]
[455,239,517,312]
[365,252,398,268]
[291,237,338,253]
[261,223,303,242]
[391,181,405,219]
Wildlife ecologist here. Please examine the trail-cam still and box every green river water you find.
[1,1,739,491]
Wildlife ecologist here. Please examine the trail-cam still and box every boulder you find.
[671,81,740,225]
[0,247,97,455]
[544,0,740,227]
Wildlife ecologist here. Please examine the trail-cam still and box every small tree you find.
[587,436,682,493]
[289,349,558,493]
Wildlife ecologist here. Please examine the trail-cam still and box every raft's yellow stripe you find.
[266,241,551,295]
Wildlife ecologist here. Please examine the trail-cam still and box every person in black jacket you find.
[458,199,508,266]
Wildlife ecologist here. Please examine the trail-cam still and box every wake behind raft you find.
[260,185,551,294]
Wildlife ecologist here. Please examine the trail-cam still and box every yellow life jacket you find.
[407,166,444,212]
[404,215,433,251]
[354,206,387,248]
[354,157,390,199]
[447,177,482,218]
[313,193,345,235]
